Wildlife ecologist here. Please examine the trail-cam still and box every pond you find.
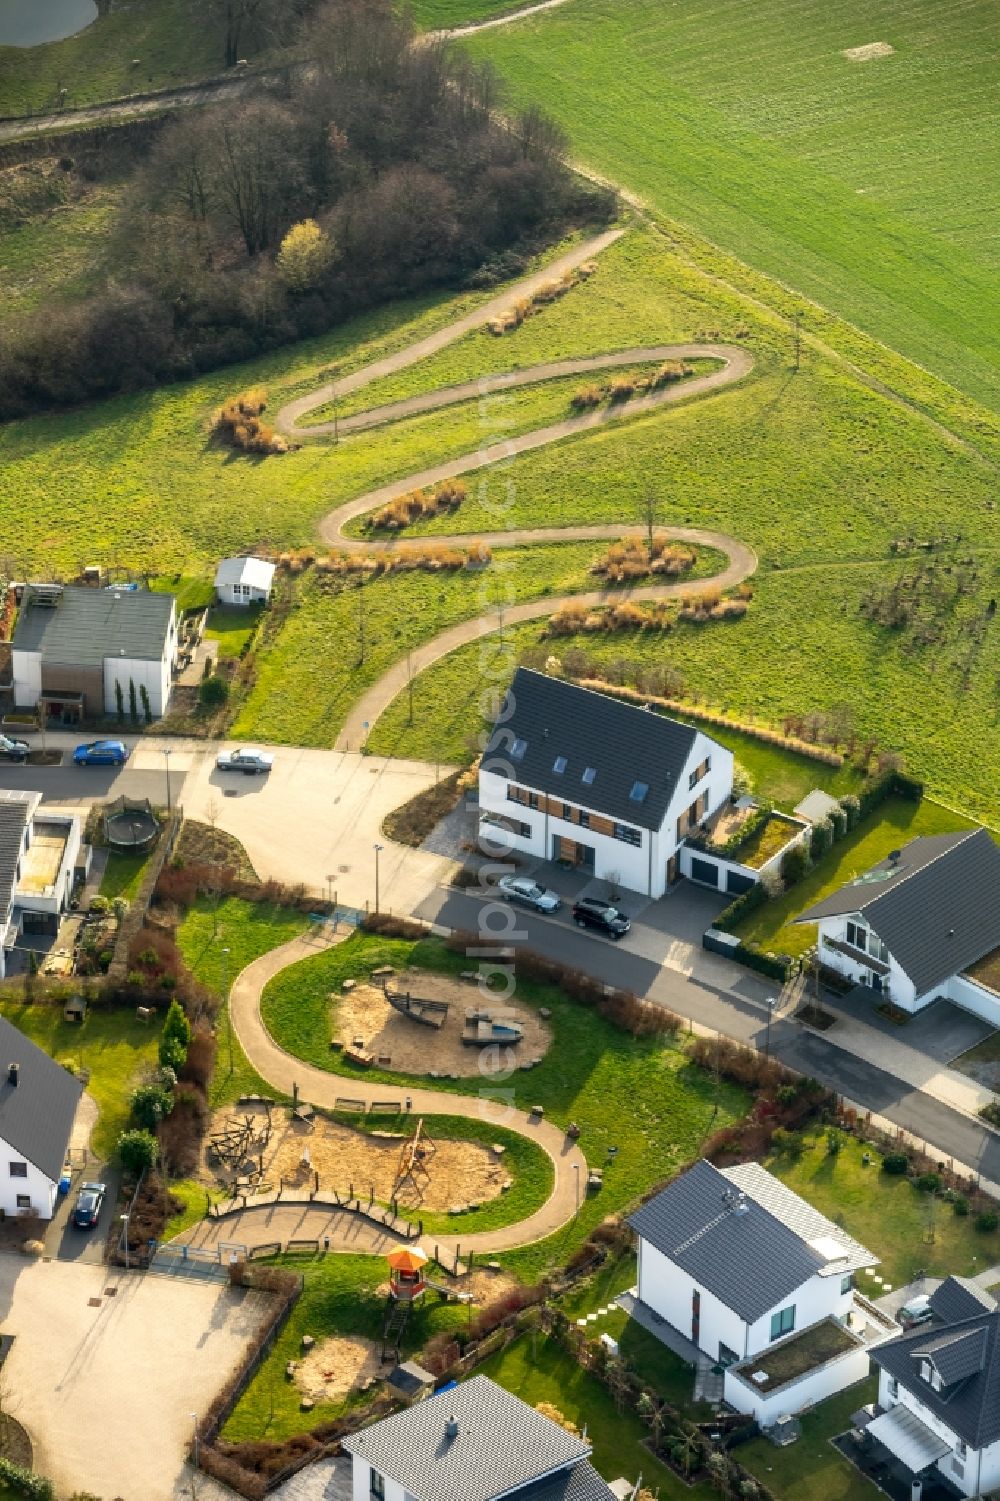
[0,0,99,48]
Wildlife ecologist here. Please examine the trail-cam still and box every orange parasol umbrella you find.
[387,1246,428,1274]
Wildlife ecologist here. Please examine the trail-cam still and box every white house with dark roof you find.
[214,556,275,607]
[867,1276,1000,1497]
[11,583,178,721]
[0,791,81,980]
[0,1014,83,1219]
[628,1159,890,1422]
[796,829,1000,1022]
[342,1373,617,1501]
[479,669,733,898]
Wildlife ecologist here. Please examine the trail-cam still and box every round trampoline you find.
[104,796,161,850]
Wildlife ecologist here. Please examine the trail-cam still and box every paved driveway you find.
[0,1256,269,1501]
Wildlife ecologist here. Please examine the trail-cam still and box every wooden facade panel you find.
[590,814,614,836]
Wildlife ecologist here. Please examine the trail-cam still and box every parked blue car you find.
[72,739,128,766]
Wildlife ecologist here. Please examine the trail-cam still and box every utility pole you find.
[643,489,656,556]
[357,576,366,664]
[407,651,415,724]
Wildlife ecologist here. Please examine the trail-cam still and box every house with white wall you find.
[628,1159,888,1422]
[0,790,81,980]
[867,1276,1000,1498]
[479,669,734,899]
[214,556,275,607]
[0,1014,82,1220]
[341,1373,618,1501]
[11,583,178,722]
[796,829,1000,1024]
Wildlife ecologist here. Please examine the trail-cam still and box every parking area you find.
[0,1255,270,1501]
[825,991,995,1064]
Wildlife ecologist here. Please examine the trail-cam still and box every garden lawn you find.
[767,1133,991,1288]
[223,1253,468,1441]
[461,0,1000,409]
[734,796,979,959]
[477,1332,700,1498]
[258,929,748,1280]
[205,603,261,660]
[0,1003,158,1158]
[738,1378,880,1501]
[99,847,152,901]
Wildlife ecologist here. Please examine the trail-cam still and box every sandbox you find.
[333,970,551,1077]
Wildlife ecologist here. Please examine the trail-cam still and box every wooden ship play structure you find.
[381,978,524,1047]
[207,1104,273,1193]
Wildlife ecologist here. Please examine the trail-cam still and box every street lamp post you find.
[163,747,172,815]
[573,1162,580,1216]
[120,1213,130,1270]
[191,1411,200,1469]
[373,843,384,915]
[764,999,775,1059]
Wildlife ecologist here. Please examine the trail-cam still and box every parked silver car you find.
[0,734,29,762]
[496,875,561,913]
[216,748,274,775]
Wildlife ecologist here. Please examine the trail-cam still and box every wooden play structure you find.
[383,983,449,1030]
[381,1245,429,1361]
[462,1008,524,1047]
[390,1117,437,1207]
[207,1105,273,1187]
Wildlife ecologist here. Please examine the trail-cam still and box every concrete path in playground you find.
[211,929,589,1256]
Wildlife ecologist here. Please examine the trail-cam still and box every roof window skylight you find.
[629,780,649,803]
[582,767,597,785]
[510,737,527,760]
[553,756,567,774]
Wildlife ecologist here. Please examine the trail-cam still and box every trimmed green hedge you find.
[0,1459,53,1501]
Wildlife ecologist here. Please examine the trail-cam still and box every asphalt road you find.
[419,888,1000,1183]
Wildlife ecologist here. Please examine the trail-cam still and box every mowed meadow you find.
[458,0,1000,410]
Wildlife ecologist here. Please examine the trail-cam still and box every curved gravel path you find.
[199,929,589,1256]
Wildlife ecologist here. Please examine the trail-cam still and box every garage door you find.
[689,856,721,889]
[726,870,756,896]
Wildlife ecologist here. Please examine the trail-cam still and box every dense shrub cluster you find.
[211,388,289,456]
[0,1459,52,1501]
[0,0,613,419]
[570,358,692,408]
[590,534,696,583]
[318,540,491,574]
[487,261,595,334]
[366,480,467,533]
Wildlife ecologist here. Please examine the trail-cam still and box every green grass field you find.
[0,0,238,116]
[460,0,1000,410]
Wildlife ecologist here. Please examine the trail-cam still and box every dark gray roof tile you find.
[12,585,175,668]
[483,669,703,832]
[0,1015,82,1182]
[795,829,1000,996]
[0,792,33,920]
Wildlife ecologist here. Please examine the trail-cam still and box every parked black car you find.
[571,897,630,939]
[72,1182,106,1230]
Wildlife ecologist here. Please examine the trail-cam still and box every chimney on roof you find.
[7,1063,18,1087]
[444,1414,459,1441]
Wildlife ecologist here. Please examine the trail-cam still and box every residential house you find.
[0,790,81,980]
[10,583,178,721]
[213,556,275,607]
[0,1013,83,1219]
[628,1158,889,1422]
[796,829,1000,1023]
[867,1276,1000,1498]
[479,669,734,898]
[341,1373,618,1500]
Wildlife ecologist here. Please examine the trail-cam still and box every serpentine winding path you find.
[178,233,762,1257]
[274,229,757,751]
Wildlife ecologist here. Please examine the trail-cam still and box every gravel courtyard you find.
[0,1256,270,1501]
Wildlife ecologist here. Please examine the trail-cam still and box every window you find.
[868,931,889,963]
[510,737,527,761]
[952,1460,965,1480]
[582,766,596,786]
[846,920,868,951]
[578,811,590,829]
[370,1471,386,1501]
[614,823,642,847]
[841,1273,854,1294]
[528,792,540,810]
[8,1163,27,1179]
[920,1360,932,1383]
[552,756,567,774]
[887,1377,898,1401]
[506,785,529,806]
[15,1195,30,1211]
[955,1440,967,1460]
[769,1306,795,1341]
[688,757,711,790]
[629,780,649,804]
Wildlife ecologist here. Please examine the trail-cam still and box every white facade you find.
[0,796,81,980]
[637,1238,856,1366]
[0,1135,59,1220]
[104,643,174,719]
[876,1367,1000,1498]
[9,650,41,707]
[726,1335,870,1424]
[479,730,733,900]
[817,913,1000,1025]
[351,1459,407,1501]
[214,556,275,606]
[679,813,810,896]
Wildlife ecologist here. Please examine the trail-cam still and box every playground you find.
[333,970,551,1077]
[201,1102,514,1212]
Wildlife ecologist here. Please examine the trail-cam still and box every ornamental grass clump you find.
[211,388,288,455]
